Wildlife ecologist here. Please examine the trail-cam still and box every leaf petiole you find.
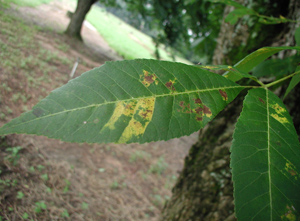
[264,70,300,88]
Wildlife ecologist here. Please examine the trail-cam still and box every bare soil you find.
[0,1,197,220]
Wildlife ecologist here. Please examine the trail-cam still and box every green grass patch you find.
[85,4,191,63]
[3,0,52,7]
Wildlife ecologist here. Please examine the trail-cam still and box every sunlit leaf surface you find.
[231,88,300,220]
[224,46,300,82]
[0,59,243,144]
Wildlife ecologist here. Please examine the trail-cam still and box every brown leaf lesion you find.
[165,79,177,92]
[178,98,212,122]
[219,89,228,101]
[140,70,158,87]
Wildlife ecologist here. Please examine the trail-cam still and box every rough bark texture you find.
[65,0,97,40]
[162,1,299,220]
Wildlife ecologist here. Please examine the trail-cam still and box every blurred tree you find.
[65,0,98,40]
[65,0,224,61]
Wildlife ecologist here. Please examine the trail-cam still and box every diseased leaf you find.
[224,46,300,82]
[0,59,243,144]
[231,88,300,220]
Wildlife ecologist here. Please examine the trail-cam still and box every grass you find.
[4,0,52,7]
[86,5,191,63]
[8,0,191,64]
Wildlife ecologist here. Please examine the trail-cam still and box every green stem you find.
[253,78,265,87]
[264,71,300,88]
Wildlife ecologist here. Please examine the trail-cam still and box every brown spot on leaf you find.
[141,110,152,119]
[195,107,203,114]
[140,70,158,87]
[219,90,228,101]
[145,74,155,84]
[196,117,203,121]
[289,169,297,176]
[194,98,202,104]
[165,79,177,92]
[259,98,265,104]
[203,105,212,115]
[165,81,176,91]
[178,99,212,122]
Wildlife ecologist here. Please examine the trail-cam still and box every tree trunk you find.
[65,0,97,40]
[162,1,299,220]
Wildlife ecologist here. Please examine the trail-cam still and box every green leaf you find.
[197,64,259,82]
[231,88,300,220]
[224,46,300,82]
[284,71,300,99]
[225,8,256,25]
[252,54,300,78]
[258,15,292,24]
[0,59,243,144]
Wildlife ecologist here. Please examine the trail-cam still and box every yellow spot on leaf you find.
[201,65,214,69]
[271,103,289,124]
[102,100,136,130]
[118,98,155,143]
[272,103,286,114]
[281,205,296,221]
[103,101,126,130]
[271,114,289,124]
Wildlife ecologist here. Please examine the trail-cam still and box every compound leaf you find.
[0,59,243,144]
[231,88,300,220]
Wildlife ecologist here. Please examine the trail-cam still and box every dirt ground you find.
[0,1,198,220]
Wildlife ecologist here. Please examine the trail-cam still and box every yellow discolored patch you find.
[272,103,286,115]
[281,205,296,221]
[140,70,158,87]
[102,100,137,130]
[271,114,289,124]
[118,97,155,143]
[201,65,214,69]
[102,101,126,130]
[271,103,289,124]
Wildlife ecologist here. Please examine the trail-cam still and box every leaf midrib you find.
[1,85,244,130]
[266,88,273,219]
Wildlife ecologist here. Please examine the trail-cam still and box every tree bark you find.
[65,0,98,40]
[162,1,298,220]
